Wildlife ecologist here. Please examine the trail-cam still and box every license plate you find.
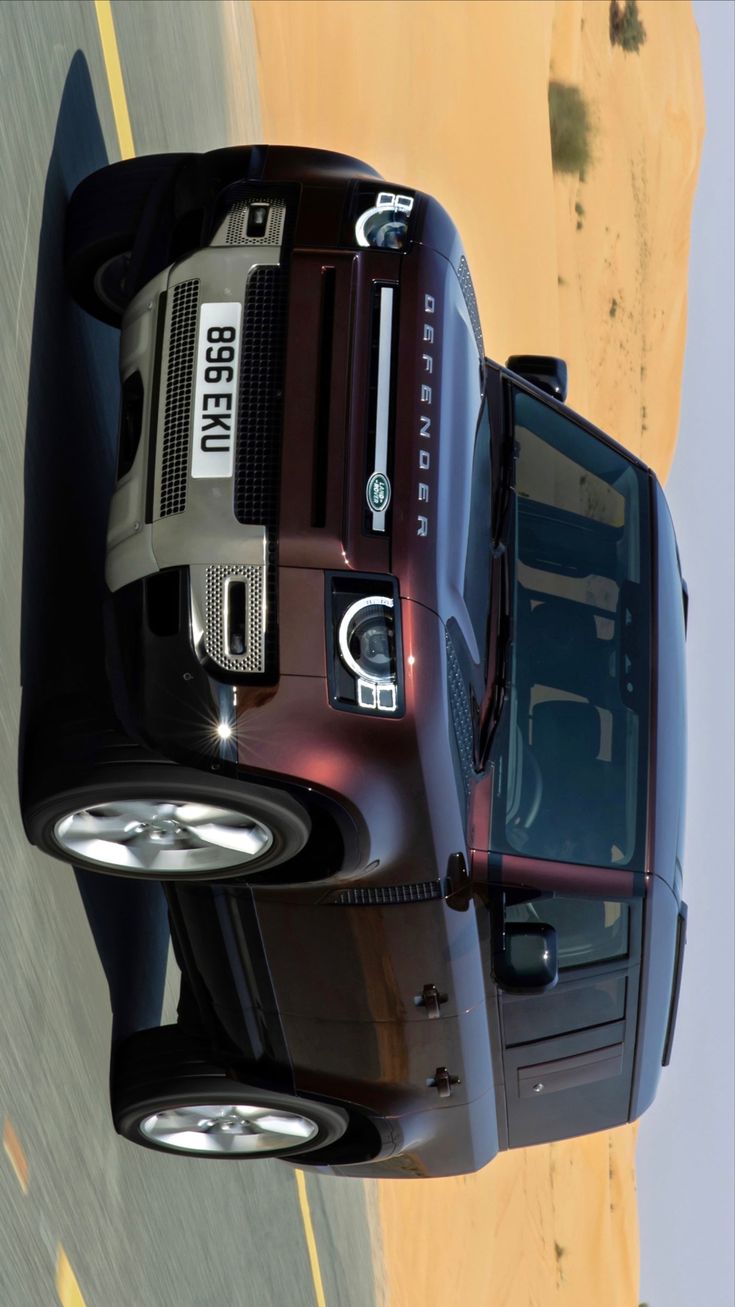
[191,301,242,478]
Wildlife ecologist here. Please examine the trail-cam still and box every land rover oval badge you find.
[366,471,391,514]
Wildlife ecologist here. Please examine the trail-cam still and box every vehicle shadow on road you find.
[19,51,169,1046]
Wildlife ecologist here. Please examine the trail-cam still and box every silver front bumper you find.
[106,200,287,677]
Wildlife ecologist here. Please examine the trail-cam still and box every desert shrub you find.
[548,81,592,175]
[610,0,647,53]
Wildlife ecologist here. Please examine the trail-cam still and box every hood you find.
[390,244,484,623]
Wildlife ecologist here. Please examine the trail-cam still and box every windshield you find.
[489,389,651,870]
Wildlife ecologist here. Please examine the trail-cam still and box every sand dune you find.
[378,1125,640,1307]
[251,2,704,1302]
[550,0,704,479]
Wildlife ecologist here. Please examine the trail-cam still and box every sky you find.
[635,3,735,1304]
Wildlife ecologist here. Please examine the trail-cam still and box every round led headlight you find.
[354,192,414,250]
[338,596,395,683]
[355,209,408,250]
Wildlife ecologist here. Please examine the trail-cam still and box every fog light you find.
[246,204,270,237]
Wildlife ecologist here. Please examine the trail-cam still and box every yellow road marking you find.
[3,1117,29,1194]
[86,10,326,1303]
[295,1170,328,1307]
[56,1247,88,1307]
[93,0,136,158]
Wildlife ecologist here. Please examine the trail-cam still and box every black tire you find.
[23,760,311,882]
[65,153,188,325]
[112,1027,347,1160]
[65,147,381,325]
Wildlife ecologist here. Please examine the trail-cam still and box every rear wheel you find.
[23,761,310,882]
[112,1028,347,1159]
[65,153,189,325]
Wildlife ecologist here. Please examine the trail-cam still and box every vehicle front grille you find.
[234,264,288,675]
[234,265,287,528]
[224,199,286,247]
[457,256,484,360]
[330,881,445,906]
[159,278,199,517]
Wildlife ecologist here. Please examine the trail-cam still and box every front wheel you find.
[65,153,189,325]
[23,762,310,881]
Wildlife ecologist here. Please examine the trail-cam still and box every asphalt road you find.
[0,4,378,1305]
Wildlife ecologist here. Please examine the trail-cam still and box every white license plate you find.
[191,301,242,478]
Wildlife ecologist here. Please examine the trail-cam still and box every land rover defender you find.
[21,146,688,1175]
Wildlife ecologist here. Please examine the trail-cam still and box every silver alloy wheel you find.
[139,1103,319,1155]
[54,799,274,874]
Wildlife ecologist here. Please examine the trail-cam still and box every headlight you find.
[338,596,395,682]
[327,577,403,715]
[352,189,415,251]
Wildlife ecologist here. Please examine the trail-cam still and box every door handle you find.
[427,1067,461,1099]
[414,983,448,1018]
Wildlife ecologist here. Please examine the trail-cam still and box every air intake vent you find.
[457,256,484,360]
[330,881,445,906]
[234,265,287,528]
[159,279,199,517]
[204,564,265,674]
[446,634,474,799]
[234,265,288,676]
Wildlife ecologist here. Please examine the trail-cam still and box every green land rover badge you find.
[366,471,391,514]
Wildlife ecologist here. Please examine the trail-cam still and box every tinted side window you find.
[489,390,651,871]
[505,895,629,969]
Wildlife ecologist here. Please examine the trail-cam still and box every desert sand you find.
[550,0,705,479]
[251,2,704,1302]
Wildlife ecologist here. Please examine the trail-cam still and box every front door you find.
[497,892,642,1146]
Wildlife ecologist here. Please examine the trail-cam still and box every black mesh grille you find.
[234,265,287,676]
[457,256,484,360]
[234,265,287,529]
[446,634,474,799]
[330,881,445,906]
[159,279,199,517]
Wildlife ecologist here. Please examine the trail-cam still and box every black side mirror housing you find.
[493,922,559,994]
[505,354,568,403]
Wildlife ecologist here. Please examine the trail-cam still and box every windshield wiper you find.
[474,535,514,768]
[492,389,517,548]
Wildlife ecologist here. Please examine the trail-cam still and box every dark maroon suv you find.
[21,146,688,1176]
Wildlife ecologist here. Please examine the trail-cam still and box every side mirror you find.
[505,354,568,403]
[493,922,559,994]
